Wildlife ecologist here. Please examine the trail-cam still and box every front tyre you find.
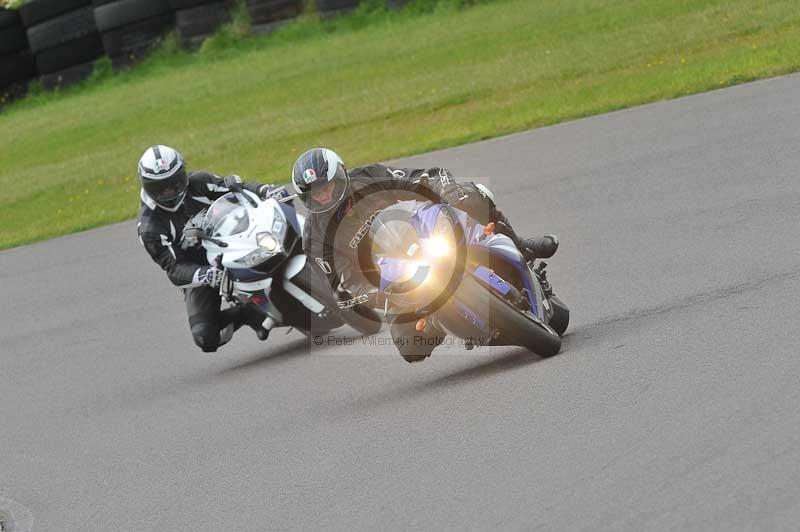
[548,295,570,337]
[450,274,562,357]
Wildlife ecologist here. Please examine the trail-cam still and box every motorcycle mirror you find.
[205,237,228,248]
[193,231,228,248]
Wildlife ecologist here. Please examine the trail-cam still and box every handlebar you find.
[182,227,228,248]
[204,236,229,247]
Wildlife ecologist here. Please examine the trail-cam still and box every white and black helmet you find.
[138,145,188,211]
[291,148,349,214]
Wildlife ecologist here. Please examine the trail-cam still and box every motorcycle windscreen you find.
[203,194,250,237]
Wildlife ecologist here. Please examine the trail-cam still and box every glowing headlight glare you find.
[404,260,435,288]
[257,233,279,251]
[402,260,422,281]
[425,236,452,258]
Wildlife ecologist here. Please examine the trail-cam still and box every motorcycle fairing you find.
[472,265,513,296]
[203,194,301,281]
[373,201,545,321]
[468,234,543,321]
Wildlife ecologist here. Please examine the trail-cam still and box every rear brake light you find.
[249,294,267,306]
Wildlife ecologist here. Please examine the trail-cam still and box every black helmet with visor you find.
[138,145,189,211]
[291,148,349,214]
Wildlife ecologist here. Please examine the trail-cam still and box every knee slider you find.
[191,323,220,352]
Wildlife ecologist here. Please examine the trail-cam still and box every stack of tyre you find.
[246,0,302,34]
[93,0,174,68]
[316,0,360,17]
[20,0,104,88]
[169,0,233,48]
[0,7,36,103]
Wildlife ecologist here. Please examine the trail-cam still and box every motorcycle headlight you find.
[423,208,457,259]
[235,248,275,267]
[257,233,279,252]
[422,235,453,259]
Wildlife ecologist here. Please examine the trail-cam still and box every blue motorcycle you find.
[368,200,569,359]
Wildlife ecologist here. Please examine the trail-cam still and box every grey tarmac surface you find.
[2,74,800,532]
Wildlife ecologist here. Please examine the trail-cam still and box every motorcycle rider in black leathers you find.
[136,145,289,353]
[290,147,559,363]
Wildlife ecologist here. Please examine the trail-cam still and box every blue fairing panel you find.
[469,237,541,318]
[452,300,488,333]
[472,265,512,296]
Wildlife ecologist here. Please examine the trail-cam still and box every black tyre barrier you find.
[19,0,90,28]
[33,33,104,74]
[316,0,360,16]
[0,9,21,28]
[175,1,232,47]
[93,0,173,67]
[0,51,36,89]
[99,13,174,66]
[0,9,35,106]
[93,0,171,32]
[246,0,302,26]
[21,0,102,88]
[26,6,97,53]
[0,25,28,55]
[167,0,219,10]
[39,59,95,89]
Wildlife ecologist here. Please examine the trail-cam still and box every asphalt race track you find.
[2,74,800,532]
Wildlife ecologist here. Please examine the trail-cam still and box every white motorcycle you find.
[185,190,378,339]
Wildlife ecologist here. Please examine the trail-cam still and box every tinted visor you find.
[144,168,188,207]
[302,165,349,214]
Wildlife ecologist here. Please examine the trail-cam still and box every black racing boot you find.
[226,305,270,340]
[492,207,559,261]
[518,234,559,260]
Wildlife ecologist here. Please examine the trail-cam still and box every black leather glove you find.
[181,226,205,249]
[259,184,290,201]
[223,174,244,193]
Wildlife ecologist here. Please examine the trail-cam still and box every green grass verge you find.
[1,0,799,249]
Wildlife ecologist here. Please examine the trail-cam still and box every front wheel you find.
[446,274,562,357]
[548,295,569,337]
